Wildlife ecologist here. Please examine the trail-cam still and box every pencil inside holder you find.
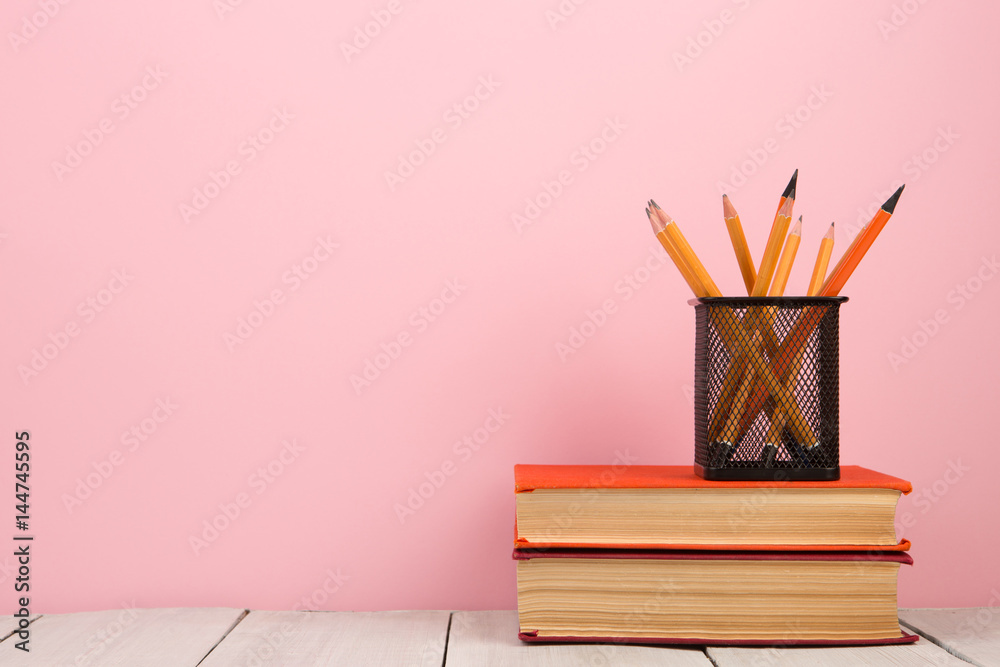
[691,296,847,481]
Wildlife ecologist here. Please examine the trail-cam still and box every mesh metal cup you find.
[691,297,847,481]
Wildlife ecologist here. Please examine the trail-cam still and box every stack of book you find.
[513,464,917,645]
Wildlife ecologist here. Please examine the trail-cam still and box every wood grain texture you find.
[0,607,994,666]
[0,607,243,667]
[900,607,1000,667]
[198,610,450,667]
[707,627,971,666]
[444,610,713,666]
[0,615,40,641]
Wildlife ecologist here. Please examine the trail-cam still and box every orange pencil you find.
[735,186,905,440]
[821,186,904,296]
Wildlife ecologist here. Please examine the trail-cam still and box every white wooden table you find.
[0,608,996,666]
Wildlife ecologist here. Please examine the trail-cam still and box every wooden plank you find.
[900,608,1000,667]
[0,607,243,666]
[0,616,40,641]
[444,610,713,666]
[200,610,450,666]
[707,631,973,666]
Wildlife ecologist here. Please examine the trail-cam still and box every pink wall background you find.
[2,0,998,613]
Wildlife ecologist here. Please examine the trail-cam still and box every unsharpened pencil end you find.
[824,222,835,240]
[781,169,799,200]
[722,194,737,219]
[882,185,905,214]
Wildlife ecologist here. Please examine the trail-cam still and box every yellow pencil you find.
[807,222,835,297]
[722,195,757,295]
[751,197,794,296]
[768,216,802,297]
[650,201,722,297]
[647,207,705,297]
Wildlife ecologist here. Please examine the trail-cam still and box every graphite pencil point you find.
[781,169,799,200]
[882,185,905,214]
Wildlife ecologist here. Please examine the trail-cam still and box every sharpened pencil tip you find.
[722,194,737,219]
[790,216,802,235]
[650,199,661,210]
[882,185,904,213]
[825,222,835,240]
[781,169,799,200]
[645,207,651,217]
[777,196,793,217]
[648,208,666,233]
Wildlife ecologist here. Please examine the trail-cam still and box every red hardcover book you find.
[515,548,917,646]
[514,464,911,551]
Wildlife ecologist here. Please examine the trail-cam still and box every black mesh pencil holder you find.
[691,297,847,481]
